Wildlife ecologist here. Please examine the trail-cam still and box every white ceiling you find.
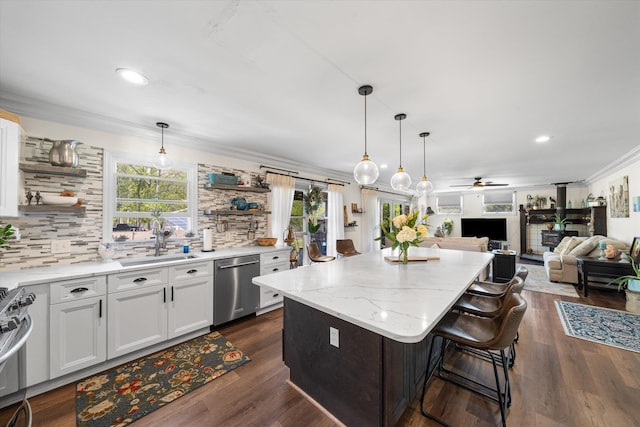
[1,1,639,192]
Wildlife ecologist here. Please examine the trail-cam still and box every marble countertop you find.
[0,245,289,290]
[252,247,493,343]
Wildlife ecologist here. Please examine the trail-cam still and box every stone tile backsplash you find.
[0,137,270,271]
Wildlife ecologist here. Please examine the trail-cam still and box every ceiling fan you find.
[451,177,509,189]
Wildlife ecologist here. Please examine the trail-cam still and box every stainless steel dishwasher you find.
[213,254,261,325]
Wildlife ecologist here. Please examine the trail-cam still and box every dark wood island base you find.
[283,298,440,426]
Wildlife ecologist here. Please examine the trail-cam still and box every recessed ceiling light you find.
[535,135,551,143]
[116,68,149,85]
[380,164,388,169]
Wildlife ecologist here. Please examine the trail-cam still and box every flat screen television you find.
[461,218,507,241]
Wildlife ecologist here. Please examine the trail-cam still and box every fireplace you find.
[541,230,578,250]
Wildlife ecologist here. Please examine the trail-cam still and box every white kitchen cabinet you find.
[0,117,21,217]
[49,276,107,378]
[258,249,290,310]
[107,261,213,359]
[168,261,213,339]
[24,283,49,387]
[0,353,19,397]
[107,283,167,359]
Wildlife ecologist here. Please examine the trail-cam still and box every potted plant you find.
[533,195,547,210]
[609,255,640,313]
[0,224,15,249]
[303,186,324,235]
[552,214,568,231]
[441,218,453,236]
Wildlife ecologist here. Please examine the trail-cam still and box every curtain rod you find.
[360,185,415,198]
[260,165,350,186]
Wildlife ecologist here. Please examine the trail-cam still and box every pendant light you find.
[353,85,379,185]
[153,122,173,170]
[390,113,411,191]
[415,132,434,196]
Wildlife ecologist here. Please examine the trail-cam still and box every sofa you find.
[419,236,489,252]
[543,235,630,284]
[419,236,490,279]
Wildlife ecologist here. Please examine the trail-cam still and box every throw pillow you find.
[554,237,574,254]
[568,235,603,257]
[560,236,586,255]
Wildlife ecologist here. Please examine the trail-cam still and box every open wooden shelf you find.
[204,183,270,193]
[204,210,271,216]
[19,162,87,177]
[19,205,86,215]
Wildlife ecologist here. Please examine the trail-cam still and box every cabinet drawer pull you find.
[171,286,174,301]
[273,293,279,298]
[272,268,279,272]
[187,269,197,274]
[99,299,102,318]
[70,287,88,293]
[133,277,147,283]
[163,288,166,303]
[272,256,279,260]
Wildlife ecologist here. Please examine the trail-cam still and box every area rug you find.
[517,263,580,298]
[555,300,640,353]
[76,331,251,426]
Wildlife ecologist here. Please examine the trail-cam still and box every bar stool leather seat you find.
[421,293,527,427]
[336,239,361,257]
[307,242,335,262]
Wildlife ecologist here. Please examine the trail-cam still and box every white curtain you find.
[326,184,345,257]
[266,173,295,245]
[361,188,379,252]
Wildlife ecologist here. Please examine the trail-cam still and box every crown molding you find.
[0,92,355,184]
[583,145,640,184]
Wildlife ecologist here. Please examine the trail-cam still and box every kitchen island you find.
[253,247,493,426]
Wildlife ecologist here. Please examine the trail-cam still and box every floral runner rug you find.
[76,331,251,426]
[555,300,640,353]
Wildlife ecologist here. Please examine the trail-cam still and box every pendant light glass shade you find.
[153,122,172,170]
[353,85,379,185]
[390,114,411,191]
[416,132,434,196]
[354,154,379,185]
[416,177,434,195]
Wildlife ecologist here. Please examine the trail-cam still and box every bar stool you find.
[421,293,527,427]
[467,266,528,297]
[336,239,361,257]
[454,276,523,367]
[453,277,523,318]
[307,242,335,263]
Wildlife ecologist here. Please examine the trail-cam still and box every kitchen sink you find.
[119,254,199,267]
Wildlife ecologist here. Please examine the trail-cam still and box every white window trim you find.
[103,151,198,243]
[482,191,517,215]
[436,194,463,215]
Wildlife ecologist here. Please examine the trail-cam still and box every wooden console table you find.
[576,257,634,297]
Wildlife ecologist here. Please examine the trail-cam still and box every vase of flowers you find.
[376,210,429,264]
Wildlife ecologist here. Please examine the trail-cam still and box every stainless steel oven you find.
[0,287,36,427]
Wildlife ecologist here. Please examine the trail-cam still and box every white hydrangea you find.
[392,215,408,229]
[396,226,417,243]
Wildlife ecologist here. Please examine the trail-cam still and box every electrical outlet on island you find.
[330,327,339,348]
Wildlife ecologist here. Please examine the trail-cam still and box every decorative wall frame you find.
[608,175,629,218]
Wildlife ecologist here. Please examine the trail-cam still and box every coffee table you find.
[576,256,634,297]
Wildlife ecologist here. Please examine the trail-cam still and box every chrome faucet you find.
[151,220,162,256]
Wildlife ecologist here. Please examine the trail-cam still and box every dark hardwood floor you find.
[2,286,639,426]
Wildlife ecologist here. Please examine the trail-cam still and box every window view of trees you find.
[112,163,190,242]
